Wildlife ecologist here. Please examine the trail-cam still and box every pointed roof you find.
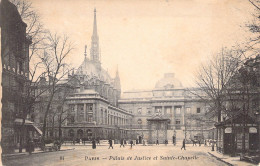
[92,8,98,37]
[114,65,121,90]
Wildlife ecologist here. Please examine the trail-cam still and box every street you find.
[2,144,227,166]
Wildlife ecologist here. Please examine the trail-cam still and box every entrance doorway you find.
[224,133,234,154]
[249,133,258,150]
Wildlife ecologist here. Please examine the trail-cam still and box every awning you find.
[14,118,43,136]
[14,118,34,125]
[32,124,43,135]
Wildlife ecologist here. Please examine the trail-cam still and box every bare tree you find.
[39,31,74,140]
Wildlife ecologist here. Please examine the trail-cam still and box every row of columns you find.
[107,114,127,126]
[73,104,94,123]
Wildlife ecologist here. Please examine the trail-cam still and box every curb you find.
[208,152,233,166]
[2,148,75,158]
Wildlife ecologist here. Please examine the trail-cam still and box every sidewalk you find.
[206,147,257,166]
[2,146,75,158]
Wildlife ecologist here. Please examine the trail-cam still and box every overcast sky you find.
[30,0,255,92]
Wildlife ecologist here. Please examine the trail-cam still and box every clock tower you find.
[90,8,100,63]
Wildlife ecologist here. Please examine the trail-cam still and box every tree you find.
[39,31,74,140]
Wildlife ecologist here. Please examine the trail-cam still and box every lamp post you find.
[254,111,260,151]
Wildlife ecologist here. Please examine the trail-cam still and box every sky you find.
[29,0,255,92]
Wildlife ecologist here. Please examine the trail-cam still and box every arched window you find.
[77,129,83,138]
[68,129,74,138]
[137,119,142,124]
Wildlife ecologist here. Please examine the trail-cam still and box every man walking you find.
[120,138,125,148]
[165,140,168,146]
[108,139,113,149]
[156,139,159,145]
[181,139,186,150]
[130,140,133,149]
[92,139,96,149]
[172,136,176,146]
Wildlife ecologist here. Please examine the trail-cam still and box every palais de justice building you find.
[118,73,214,143]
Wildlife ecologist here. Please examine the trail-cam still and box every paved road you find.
[2,145,227,166]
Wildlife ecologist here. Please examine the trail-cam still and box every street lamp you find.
[254,111,260,151]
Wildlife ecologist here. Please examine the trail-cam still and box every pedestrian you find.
[156,139,159,145]
[165,140,168,146]
[92,139,96,149]
[124,139,127,145]
[108,139,113,149]
[199,140,201,146]
[28,138,34,155]
[143,139,145,146]
[181,139,186,150]
[130,140,133,149]
[120,138,124,148]
[97,138,100,145]
[204,140,207,146]
[172,136,176,146]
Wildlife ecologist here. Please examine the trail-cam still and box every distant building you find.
[0,0,32,154]
[118,73,214,143]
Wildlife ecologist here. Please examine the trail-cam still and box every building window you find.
[70,115,75,123]
[101,109,103,124]
[70,105,75,112]
[68,129,74,138]
[147,108,151,114]
[165,107,171,114]
[197,108,201,114]
[176,120,181,125]
[88,114,93,122]
[137,119,142,124]
[138,108,142,115]
[175,107,181,114]
[155,107,162,114]
[186,107,191,114]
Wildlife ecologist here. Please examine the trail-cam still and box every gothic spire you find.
[93,8,97,36]
[90,8,100,62]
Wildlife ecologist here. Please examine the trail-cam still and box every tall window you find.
[165,107,171,114]
[147,108,151,115]
[105,110,108,124]
[155,107,162,114]
[197,108,201,114]
[101,109,103,124]
[138,108,142,115]
[186,107,191,114]
[175,107,181,114]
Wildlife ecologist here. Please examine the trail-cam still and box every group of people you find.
[109,139,134,149]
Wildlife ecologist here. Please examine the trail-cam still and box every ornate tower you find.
[90,8,100,64]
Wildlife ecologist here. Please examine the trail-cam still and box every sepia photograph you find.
[0,0,259,165]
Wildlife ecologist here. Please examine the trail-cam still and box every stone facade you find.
[0,0,31,154]
[118,73,214,143]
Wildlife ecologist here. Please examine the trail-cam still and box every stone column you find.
[75,104,78,122]
[84,104,86,122]
[182,106,185,126]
